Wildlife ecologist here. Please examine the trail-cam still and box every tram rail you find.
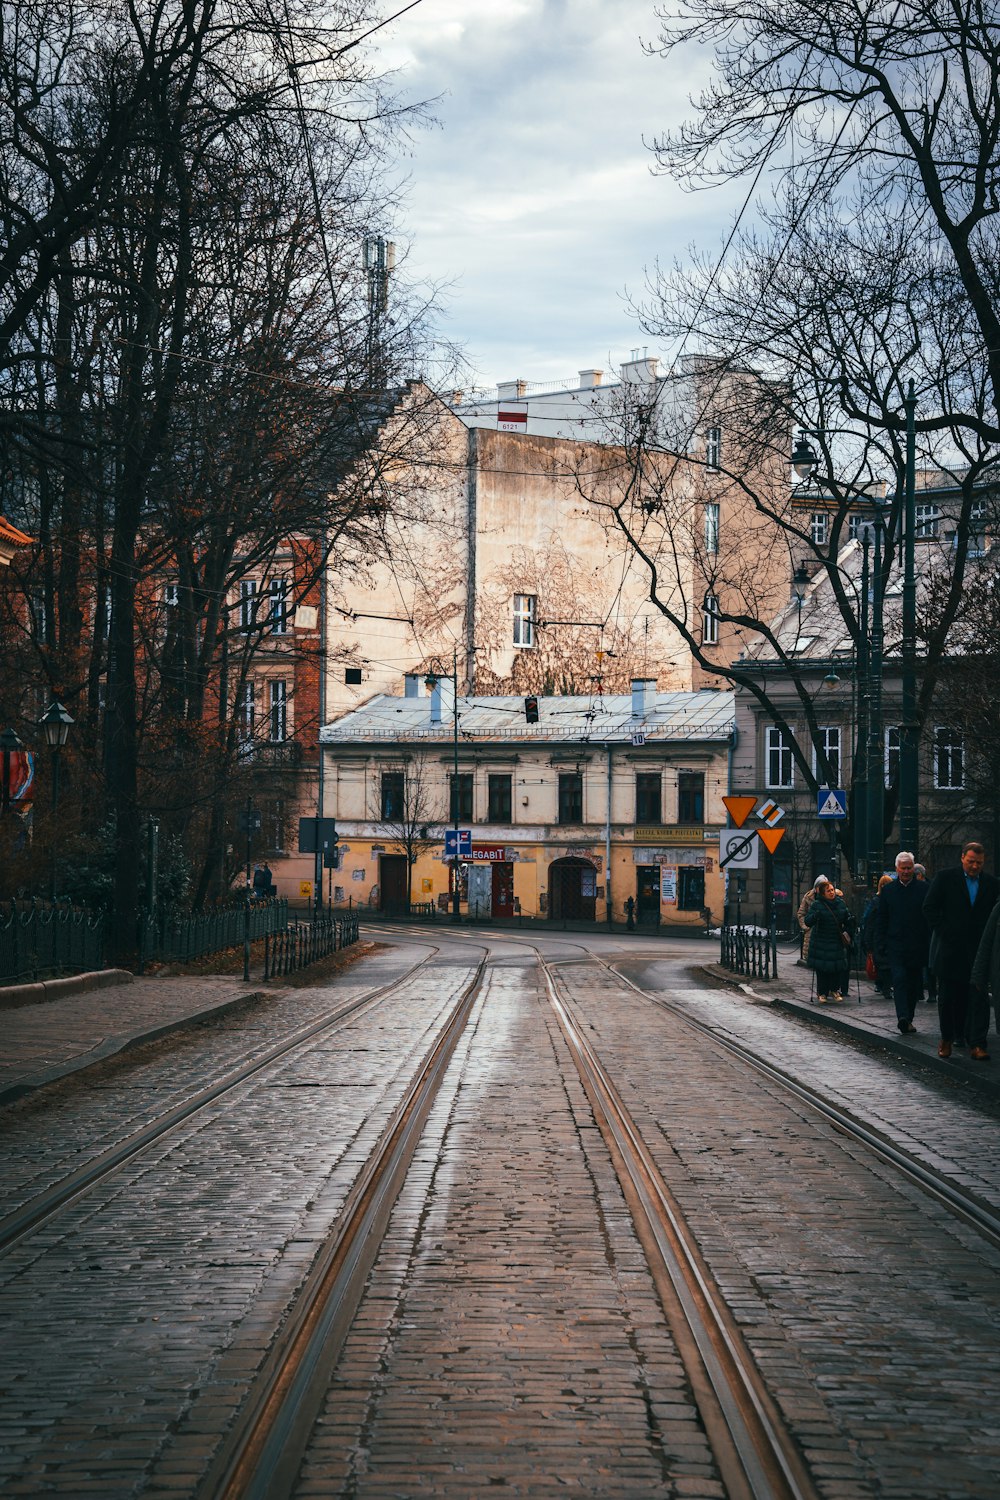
[0,946,441,1257]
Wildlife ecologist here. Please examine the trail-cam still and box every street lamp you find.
[38,701,74,901]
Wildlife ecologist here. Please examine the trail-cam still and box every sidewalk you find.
[705,946,1000,1096]
[0,972,266,1107]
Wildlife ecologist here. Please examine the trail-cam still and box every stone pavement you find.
[705,942,1000,1095]
[0,970,265,1106]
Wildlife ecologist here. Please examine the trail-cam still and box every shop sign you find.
[470,844,509,862]
[633,848,708,868]
[633,825,705,844]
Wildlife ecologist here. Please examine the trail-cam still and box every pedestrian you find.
[913,863,936,1004]
[875,851,928,1033]
[924,840,1000,1060]
[797,878,825,965]
[252,861,273,900]
[970,900,1000,1061]
[805,876,855,1003]
[861,872,894,997]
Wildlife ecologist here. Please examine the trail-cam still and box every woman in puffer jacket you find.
[805,876,855,1002]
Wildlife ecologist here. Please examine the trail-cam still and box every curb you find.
[0,989,271,1109]
[0,968,134,1010]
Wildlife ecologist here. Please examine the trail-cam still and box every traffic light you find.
[524,695,539,724]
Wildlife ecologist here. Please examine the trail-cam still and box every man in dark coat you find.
[875,851,928,1034]
[923,840,1000,1059]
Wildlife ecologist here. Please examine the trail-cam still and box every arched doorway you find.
[548,857,597,921]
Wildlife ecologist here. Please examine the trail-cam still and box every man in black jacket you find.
[875,851,929,1034]
[922,841,1000,1060]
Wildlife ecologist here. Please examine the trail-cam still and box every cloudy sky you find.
[379,0,745,390]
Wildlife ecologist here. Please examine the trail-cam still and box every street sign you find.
[445,828,472,858]
[817,789,848,819]
[758,827,786,853]
[298,816,338,852]
[720,829,760,869]
[722,795,757,828]
[756,797,786,826]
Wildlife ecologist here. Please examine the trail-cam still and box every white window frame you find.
[268,680,288,743]
[933,725,963,789]
[239,578,257,633]
[765,727,794,789]
[706,425,722,470]
[915,503,940,538]
[238,680,255,742]
[704,502,720,555]
[513,593,536,648]
[848,513,865,541]
[884,725,900,787]
[813,726,841,786]
[268,576,289,635]
[163,581,179,608]
[810,512,829,545]
[702,591,720,646]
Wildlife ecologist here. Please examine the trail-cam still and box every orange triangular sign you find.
[758,827,786,854]
[723,795,758,829]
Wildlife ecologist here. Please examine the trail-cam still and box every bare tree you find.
[369,755,442,910]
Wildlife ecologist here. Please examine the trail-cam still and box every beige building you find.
[323,368,791,719]
[320,679,735,928]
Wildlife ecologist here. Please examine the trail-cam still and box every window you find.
[345,667,363,685]
[706,425,722,469]
[814,726,841,786]
[702,591,720,646]
[513,593,536,648]
[678,866,706,911]
[915,503,940,538]
[488,774,512,823]
[268,577,289,634]
[268,680,287,742]
[810,512,829,545]
[766,727,794,789]
[265,797,286,853]
[934,726,964,789]
[704,502,720,554]
[239,578,257,633]
[884,725,900,787]
[381,771,405,820]
[635,772,661,824]
[449,772,473,821]
[678,771,705,824]
[30,591,49,641]
[848,514,865,541]
[163,581,179,608]
[558,772,583,824]
[238,681,255,741]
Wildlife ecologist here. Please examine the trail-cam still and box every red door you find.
[491,861,514,918]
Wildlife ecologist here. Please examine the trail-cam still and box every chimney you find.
[621,353,659,385]
[497,379,528,400]
[631,678,656,718]
[404,673,423,698]
[429,678,455,724]
[578,369,603,389]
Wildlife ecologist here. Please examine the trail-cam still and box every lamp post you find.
[898,379,919,850]
[38,702,74,901]
[425,648,462,922]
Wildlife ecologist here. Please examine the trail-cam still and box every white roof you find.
[321,690,735,745]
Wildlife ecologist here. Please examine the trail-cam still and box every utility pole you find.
[898,379,919,850]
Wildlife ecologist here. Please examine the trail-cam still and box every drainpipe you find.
[606,742,613,928]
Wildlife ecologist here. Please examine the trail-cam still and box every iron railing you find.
[138,898,288,968]
[0,899,105,983]
[720,913,778,980]
[263,911,360,980]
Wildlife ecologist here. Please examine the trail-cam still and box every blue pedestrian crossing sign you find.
[817,788,847,819]
[445,828,472,857]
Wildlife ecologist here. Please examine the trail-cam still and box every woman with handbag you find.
[805,876,855,1002]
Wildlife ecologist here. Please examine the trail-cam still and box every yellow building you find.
[321,679,734,928]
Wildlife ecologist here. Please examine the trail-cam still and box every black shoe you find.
[898,1021,917,1034]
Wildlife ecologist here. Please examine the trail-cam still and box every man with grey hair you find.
[875,851,928,1034]
[924,841,999,1059]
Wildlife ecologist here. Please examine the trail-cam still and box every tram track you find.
[0,946,444,1257]
[192,952,489,1500]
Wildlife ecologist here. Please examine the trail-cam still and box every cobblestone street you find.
[2,927,999,1497]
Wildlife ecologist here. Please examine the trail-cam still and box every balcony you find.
[237,739,304,769]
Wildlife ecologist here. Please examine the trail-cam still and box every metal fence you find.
[263,910,360,980]
[0,899,105,983]
[720,914,778,980]
[138,898,289,969]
